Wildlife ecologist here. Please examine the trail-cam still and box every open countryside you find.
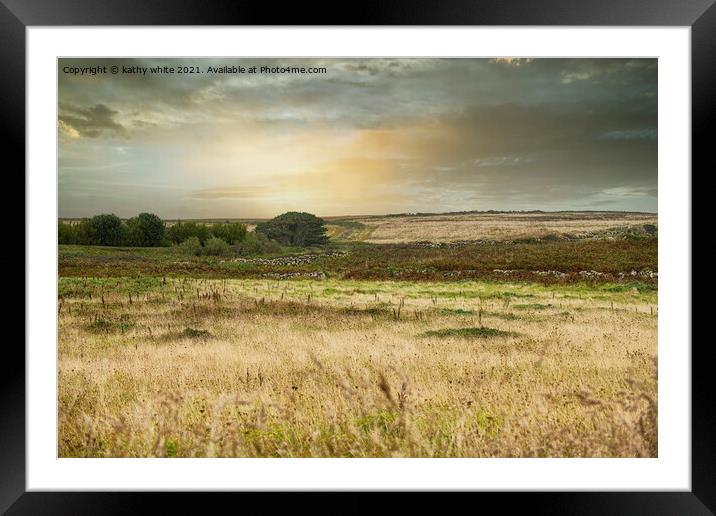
[58,210,657,457]
[58,57,658,458]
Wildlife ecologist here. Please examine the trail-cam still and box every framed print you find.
[5,0,711,512]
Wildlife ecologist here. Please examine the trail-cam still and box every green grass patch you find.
[599,282,657,293]
[356,410,398,433]
[165,438,178,457]
[418,289,535,300]
[474,410,502,438]
[439,308,476,316]
[483,311,524,321]
[339,306,391,318]
[512,303,554,310]
[59,276,169,297]
[84,319,136,334]
[421,327,519,339]
[180,327,213,339]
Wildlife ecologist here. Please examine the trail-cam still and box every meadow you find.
[58,212,658,458]
[327,211,658,243]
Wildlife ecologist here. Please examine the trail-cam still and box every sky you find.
[58,58,657,219]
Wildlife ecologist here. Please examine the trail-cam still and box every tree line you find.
[58,213,248,247]
[58,211,329,251]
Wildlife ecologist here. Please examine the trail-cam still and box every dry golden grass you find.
[348,212,657,243]
[58,277,657,458]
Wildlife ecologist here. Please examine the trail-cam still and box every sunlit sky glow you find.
[58,58,657,218]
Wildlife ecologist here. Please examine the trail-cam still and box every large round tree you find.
[86,214,125,246]
[255,212,329,247]
[125,212,165,247]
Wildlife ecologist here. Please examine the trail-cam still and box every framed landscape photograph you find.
[55,55,663,461]
[8,0,712,512]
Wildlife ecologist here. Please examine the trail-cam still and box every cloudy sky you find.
[58,58,657,218]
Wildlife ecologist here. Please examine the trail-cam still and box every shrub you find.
[178,236,202,256]
[180,327,212,339]
[255,211,328,247]
[256,232,283,254]
[211,222,247,244]
[58,221,78,244]
[199,237,231,256]
[234,232,261,256]
[234,231,283,256]
[167,221,211,245]
[75,219,94,245]
[125,213,165,247]
[643,224,657,235]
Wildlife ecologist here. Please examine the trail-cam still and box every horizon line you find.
[57,208,659,221]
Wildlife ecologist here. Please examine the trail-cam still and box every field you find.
[59,237,657,284]
[326,211,658,243]
[58,212,658,458]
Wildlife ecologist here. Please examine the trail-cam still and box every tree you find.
[255,211,329,247]
[87,214,125,246]
[125,212,165,247]
[211,222,247,244]
[58,221,77,244]
[75,219,94,245]
[167,221,211,245]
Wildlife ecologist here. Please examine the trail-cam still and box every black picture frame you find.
[4,0,710,513]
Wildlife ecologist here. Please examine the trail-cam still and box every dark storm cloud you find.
[428,102,656,160]
[58,57,658,133]
[59,103,127,138]
[58,57,658,217]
